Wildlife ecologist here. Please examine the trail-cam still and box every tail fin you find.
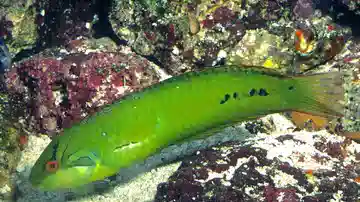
[340,131,360,143]
[292,71,345,118]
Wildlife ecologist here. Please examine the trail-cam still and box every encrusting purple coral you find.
[5,52,160,134]
[293,0,316,19]
[155,131,360,201]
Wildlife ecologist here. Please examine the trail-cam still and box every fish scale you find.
[29,65,344,190]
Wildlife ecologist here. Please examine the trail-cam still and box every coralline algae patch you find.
[4,51,161,134]
[155,130,360,201]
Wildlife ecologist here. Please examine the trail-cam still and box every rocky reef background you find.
[0,0,359,201]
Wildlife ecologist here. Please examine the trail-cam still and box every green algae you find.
[5,3,38,55]
[83,37,118,52]
[0,92,23,199]
[227,29,293,71]
[137,0,168,16]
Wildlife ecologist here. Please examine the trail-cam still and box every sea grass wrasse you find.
[29,65,345,190]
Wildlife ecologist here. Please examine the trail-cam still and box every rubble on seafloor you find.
[155,130,360,201]
[0,0,358,201]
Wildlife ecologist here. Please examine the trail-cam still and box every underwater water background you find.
[0,0,359,201]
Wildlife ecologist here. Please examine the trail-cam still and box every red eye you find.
[46,161,59,172]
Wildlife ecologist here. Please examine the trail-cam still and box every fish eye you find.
[45,160,59,172]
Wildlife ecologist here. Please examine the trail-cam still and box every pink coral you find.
[293,0,315,19]
[264,186,299,202]
[202,7,236,29]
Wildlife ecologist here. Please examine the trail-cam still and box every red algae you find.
[5,52,160,134]
[202,7,236,29]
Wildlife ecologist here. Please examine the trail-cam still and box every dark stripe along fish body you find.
[29,65,344,190]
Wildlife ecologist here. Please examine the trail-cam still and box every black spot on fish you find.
[233,92,239,99]
[249,88,256,96]
[259,88,269,96]
[220,94,231,104]
[288,86,295,91]
[225,94,231,100]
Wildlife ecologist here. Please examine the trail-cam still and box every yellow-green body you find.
[29,66,343,190]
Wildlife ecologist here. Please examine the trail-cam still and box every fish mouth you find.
[28,174,58,191]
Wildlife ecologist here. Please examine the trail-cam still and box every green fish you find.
[29,65,344,190]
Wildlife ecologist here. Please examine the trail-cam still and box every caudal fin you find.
[340,131,360,143]
[292,71,345,118]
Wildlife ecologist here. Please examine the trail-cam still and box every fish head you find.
[29,134,110,191]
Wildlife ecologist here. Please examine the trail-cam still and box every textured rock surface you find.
[5,50,161,134]
[155,130,360,201]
